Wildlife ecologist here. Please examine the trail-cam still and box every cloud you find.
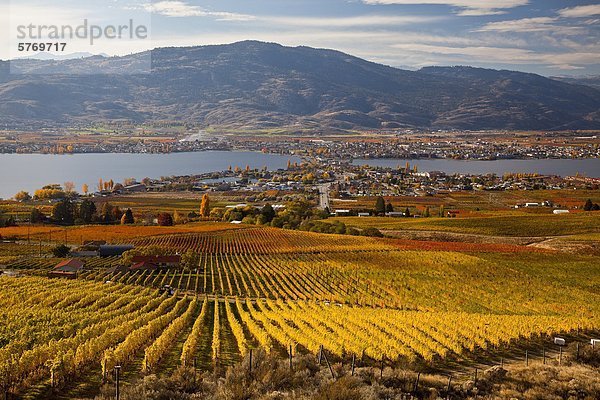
[390,42,600,67]
[361,0,529,16]
[476,17,584,34]
[262,15,440,27]
[558,4,600,18]
[144,1,255,21]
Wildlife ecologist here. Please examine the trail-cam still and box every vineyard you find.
[1,224,599,398]
[1,277,597,398]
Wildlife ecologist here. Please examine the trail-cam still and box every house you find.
[99,245,135,257]
[358,212,370,217]
[123,183,147,193]
[553,210,570,215]
[334,209,351,216]
[385,212,404,217]
[48,258,85,279]
[130,255,181,271]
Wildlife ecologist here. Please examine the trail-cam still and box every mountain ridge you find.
[1,41,599,132]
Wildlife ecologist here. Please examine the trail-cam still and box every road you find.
[317,183,330,210]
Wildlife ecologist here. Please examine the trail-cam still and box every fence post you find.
[249,349,253,374]
[413,372,421,394]
[289,345,293,370]
[351,354,356,376]
[446,374,452,394]
[114,366,121,400]
[559,347,562,365]
[543,348,546,365]
[380,357,384,379]
[321,349,335,379]
[474,368,478,384]
[525,350,528,366]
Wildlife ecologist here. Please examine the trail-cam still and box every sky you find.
[1,0,599,76]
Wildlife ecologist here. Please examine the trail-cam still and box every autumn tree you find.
[64,181,75,193]
[200,194,211,218]
[14,191,31,202]
[121,208,134,224]
[157,212,173,226]
[82,184,89,195]
[100,203,115,223]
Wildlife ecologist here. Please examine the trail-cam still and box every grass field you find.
[326,212,600,237]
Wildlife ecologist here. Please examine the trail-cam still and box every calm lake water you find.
[0,151,300,199]
[353,158,600,178]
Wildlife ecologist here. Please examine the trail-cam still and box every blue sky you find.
[2,0,599,75]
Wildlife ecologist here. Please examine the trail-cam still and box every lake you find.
[352,158,600,178]
[0,151,300,199]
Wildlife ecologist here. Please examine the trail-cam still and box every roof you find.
[130,261,160,271]
[98,244,135,256]
[53,258,84,272]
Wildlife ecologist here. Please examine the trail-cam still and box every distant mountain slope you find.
[1,41,599,131]
[551,75,600,91]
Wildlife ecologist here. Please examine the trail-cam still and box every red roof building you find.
[48,258,85,279]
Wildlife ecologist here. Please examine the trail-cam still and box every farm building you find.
[130,255,181,271]
[48,259,85,279]
[99,244,135,257]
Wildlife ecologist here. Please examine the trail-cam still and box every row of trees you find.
[39,200,134,225]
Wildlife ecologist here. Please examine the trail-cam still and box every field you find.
[1,221,599,399]
[0,222,244,245]
[330,190,600,212]
[326,212,600,237]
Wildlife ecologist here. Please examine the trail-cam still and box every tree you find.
[173,210,183,224]
[404,207,411,218]
[97,178,104,192]
[78,199,97,224]
[51,244,71,258]
[583,199,593,211]
[439,205,445,218]
[82,184,89,195]
[181,250,200,270]
[64,181,75,193]
[261,203,276,223]
[423,207,431,218]
[375,196,386,215]
[157,213,173,226]
[200,194,211,218]
[52,200,75,225]
[30,208,46,223]
[100,203,115,223]
[121,208,134,224]
[14,191,31,202]
[385,202,394,213]
[112,206,122,222]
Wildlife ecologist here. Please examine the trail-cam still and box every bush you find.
[361,227,384,237]
[51,244,71,258]
[157,212,173,226]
